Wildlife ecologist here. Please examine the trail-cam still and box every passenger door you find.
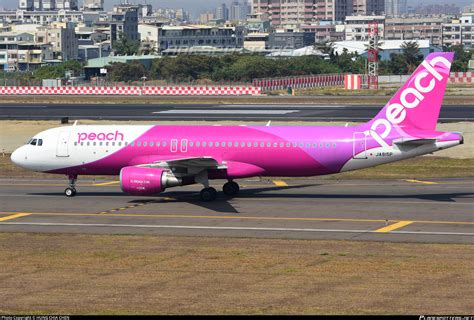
[56,131,70,157]
[353,132,367,159]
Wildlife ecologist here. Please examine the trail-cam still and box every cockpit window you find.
[38,139,43,146]
[30,139,37,146]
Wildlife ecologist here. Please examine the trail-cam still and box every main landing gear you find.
[199,181,240,202]
[223,181,239,196]
[65,174,77,197]
[196,171,240,201]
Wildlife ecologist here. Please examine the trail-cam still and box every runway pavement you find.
[0,177,472,243]
[1,103,473,121]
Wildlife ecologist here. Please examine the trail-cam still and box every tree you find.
[113,32,140,56]
[400,41,423,73]
[445,44,473,72]
[107,61,148,82]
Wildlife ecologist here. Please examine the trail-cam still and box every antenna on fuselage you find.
[73,120,78,126]
[266,120,271,127]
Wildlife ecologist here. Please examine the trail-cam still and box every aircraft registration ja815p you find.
[11,52,464,201]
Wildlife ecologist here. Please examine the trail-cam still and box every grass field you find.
[0,233,472,315]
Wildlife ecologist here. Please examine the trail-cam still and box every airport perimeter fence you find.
[0,85,262,96]
[252,74,345,92]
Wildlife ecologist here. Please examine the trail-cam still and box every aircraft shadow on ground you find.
[27,184,473,214]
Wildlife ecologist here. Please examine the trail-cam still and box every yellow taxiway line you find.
[92,181,120,186]
[375,221,414,233]
[0,212,472,226]
[0,213,31,222]
[405,179,438,185]
[272,180,288,187]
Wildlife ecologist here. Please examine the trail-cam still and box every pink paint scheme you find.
[120,167,166,196]
[10,53,464,198]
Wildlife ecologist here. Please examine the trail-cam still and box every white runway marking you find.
[154,110,298,115]
[1,222,473,236]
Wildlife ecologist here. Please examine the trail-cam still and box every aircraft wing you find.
[393,138,437,146]
[138,156,226,170]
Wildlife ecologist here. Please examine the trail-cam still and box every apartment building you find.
[344,15,385,41]
[442,14,474,47]
[385,17,445,46]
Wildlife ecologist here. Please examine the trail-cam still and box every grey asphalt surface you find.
[0,177,472,243]
[0,104,473,121]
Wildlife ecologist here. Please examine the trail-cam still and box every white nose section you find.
[10,147,25,168]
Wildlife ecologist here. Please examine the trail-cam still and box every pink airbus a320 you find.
[11,52,464,201]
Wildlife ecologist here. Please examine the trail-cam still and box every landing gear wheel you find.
[223,181,240,196]
[65,187,76,197]
[200,187,217,202]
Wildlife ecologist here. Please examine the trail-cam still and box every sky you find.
[0,0,472,17]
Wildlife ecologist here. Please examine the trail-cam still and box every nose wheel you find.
[65,174,77,197]
[65,187,76,197]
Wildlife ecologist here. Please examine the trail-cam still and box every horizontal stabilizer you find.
[393,138,437,146]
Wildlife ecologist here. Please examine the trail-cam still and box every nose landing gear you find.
[65,174,77,197]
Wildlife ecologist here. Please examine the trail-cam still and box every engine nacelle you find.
[120,166,181,196]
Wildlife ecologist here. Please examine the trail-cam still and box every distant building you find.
[200,12,214,24]
[352,0,385,15]
[230,1,250,22]
[158,25,244,51]
[215,3,229,21]
[302,23,345,43]
[333,39,441,60]
[19,0,78,11]
[83,0,104,11]
[385,0,407,17]
[442,14,474,48]
[385,16,444,46]
[268,31,315,49]
[344,15,385,41]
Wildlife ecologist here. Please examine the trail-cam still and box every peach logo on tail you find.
[367,56,451,147]
[77,131,124,143]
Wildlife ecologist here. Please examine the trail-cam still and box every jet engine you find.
[120,166,182,196]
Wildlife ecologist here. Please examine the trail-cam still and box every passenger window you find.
[74,142,77,146]
[286,142,291,147]
[118,142,122,146]
[215,142,219,147]
[333,143,337,148]
[221,142,225,147]
[150,141,154,147]
[203,142,207,147]
[306,143,310,148]
[81,142,84,146]
[137,142,141,147]
[267,142,271,147]
[143,142,147,147]
[196,142,201,147]
[87,142,90,146]
[326,143,330,148]
[241,142,245,147]
[100,142,103,146]
[209,142,214,147]
[162,141,167,147]
[299,143,304,147]
[131,142,134,146]
[247,142,252,147]
[190,141,194,147]
[293,142,297,147]
[260,142,265,147]
[280,142,284,147]
[106,142,109,146]
[156,141,160,147]
[93,142,96,146]
[125,142,128,146]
